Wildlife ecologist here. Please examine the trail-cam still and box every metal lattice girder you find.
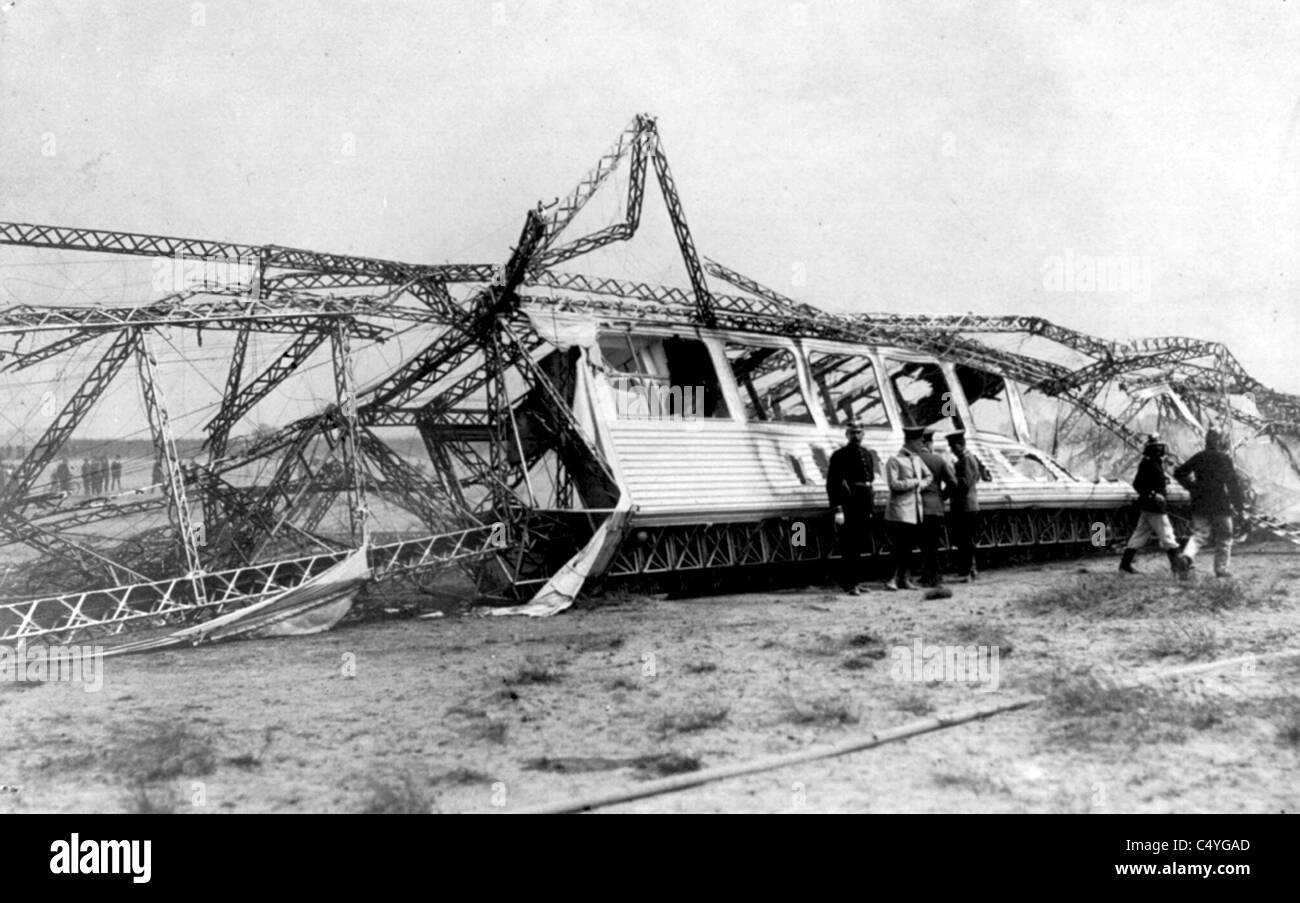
[0,525,503,646]
[6,496,169,540]
[0,292,394,339]
[330,323,367,541]
[0,509,148,585]
[526,270,693,306]
[702,257,824,319]
[853,313,1121,360]
[1,329,137,506]
[356,429,472,529]
[4,331,103,372]
[498,322,619,505]
[209,323,252,460]
[135,333,206,581]
[204,331,329,451]
[0,220,492,284]
[264,264,498,291]
[539,115,648,252]
[644,120,715,327]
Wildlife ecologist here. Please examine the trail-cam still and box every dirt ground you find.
[2,547,1299,814]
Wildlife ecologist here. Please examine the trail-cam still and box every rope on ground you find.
[512,647,1300,814]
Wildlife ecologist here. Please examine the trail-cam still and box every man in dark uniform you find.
[1174,429,1246,578]
[917,430,957,587]
[1119,434,1183,575]
[946,430,991,581]
[826,420,879,596]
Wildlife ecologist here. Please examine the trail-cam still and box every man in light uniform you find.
[883,425,933,591]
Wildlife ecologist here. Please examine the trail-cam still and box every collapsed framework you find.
[2,114,1299,651]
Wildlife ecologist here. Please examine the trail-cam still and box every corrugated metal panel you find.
[607,421,1136,525]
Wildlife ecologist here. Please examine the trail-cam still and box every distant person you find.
[81,458,91,494]
[883,426,933,591]
[946,430,992,581]
[918,430,957,588]
[111,456,123,490]
[1174,429,1246,578]
[1119,435,1183,576]
[55,458,72,495]
[152,460,165,493]
[825,420,879,596]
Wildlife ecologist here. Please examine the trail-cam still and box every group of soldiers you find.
[50,455,124,496]
[826,421,1249,595]
[1119,430,1245,579]
[827,421,989,595]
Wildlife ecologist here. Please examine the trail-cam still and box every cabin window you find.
[806,351,890,428]
[885,359,961,435]
[955,365,1017,439]
[597,332,730,419]
[723,343,815,424]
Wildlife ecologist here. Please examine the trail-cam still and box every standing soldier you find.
[55,458,72,495]
[1119,434,1183,575]
[826,420,880,596]
[1174,429,1246,578]
[918,430,957,587]
[81,458,91,494]
[946,430,991,581]
[111,455,123,490]
[152,459,165,493]
[883,426,933,591]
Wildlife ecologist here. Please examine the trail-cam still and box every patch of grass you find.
[503,657,565,686]
[224,727,276,770]
[431,766,492,786]
[1044,670,1224,748]
[654,705,729,735]
[894,690,935,716]
[102,720,216,782]
[951,620,1014,657]
[923,585,954,600]
[1142,622,1221,661]
[572,634,626,653]
[607,675,638,691]
[932,770,1006,794]
[840,653,879,671]
[683,661,718,674]
[631,752,701,778]
[780,693,859,727]
[462,718,509,745]
[359,771,433,814]
[0,679,43,693]
[1017,572,1283,619]
[123,781,177,814]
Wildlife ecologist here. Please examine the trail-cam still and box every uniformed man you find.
[826,420,880,596]
[1119,434,1183,575]
[918,430,957,587]
[946,430,991,581]
[884,425,933,591]
[1173,429,1246,578]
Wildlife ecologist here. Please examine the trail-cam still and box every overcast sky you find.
[2,0,1299,428]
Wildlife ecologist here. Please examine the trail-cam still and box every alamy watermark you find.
[0,641,105,692]
[890,638,1000,692]
[612,378,707,421]
[151,252,257,295]
[1042,249,1152,304]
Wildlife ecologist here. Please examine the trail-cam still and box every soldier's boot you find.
[1166,549,1185,575]
[1118,548,1139,574]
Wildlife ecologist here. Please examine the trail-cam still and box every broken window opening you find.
[597,332,730,420]
[955,365,1017,440]
[886,359,962,436]
[807,351,890,428]
[724,343,815,425]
